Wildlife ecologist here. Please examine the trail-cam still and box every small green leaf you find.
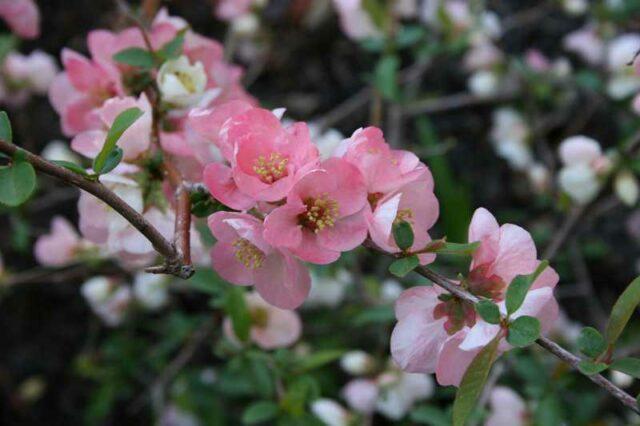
[432,241,480,255]
[389,255,419,277]
[0,156,36,207]
[242,401,279,424]
[293,349,344,373]
[51,160,90,176]
[505,261,549,315]
[0,111,12,143]
[225,287,250,342]
[353,305,395,326]
[96,146,123,175]
[393,220,414,251]
[452,336,500,426]
[577,360,608,376]
[476,300,501,324]
[606,275,640,346]
[507,316,540,347]
[113,47,155,69]
[374,54,400,100]
[92,107,143,175]
[577,327,607,358]
[0,35,17,63]
[610,358,640,378]
[410,404,451,426]
[157,28,187,60]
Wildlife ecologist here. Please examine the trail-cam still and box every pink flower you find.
[263,158,368,264]
[203,108,319,210]
[71,94,152,163]
[223,291,302,349]
[390,208,559,386]
[486,386,528,426]
[525,49,551,72]
[342,379,379,414]
[208,211,311,309]
[0,0,39,39]
[34,216,82,266]
[215,0,255,21]
[4,50,58,94]
[331,0,382,41]
[563,26,605,65]
[334,127,439,263]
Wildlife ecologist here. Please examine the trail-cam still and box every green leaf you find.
[507,316,540,347]
[389,255,419,277]
[353,305,395,326]
[606,275,640,346]
[393,220,414,251]
[0,110,12,143]
[410,404,451,426]
[293,349,344,373]
[225,287,250,342]
[0,35,17,63]
[610,358,640,378]
[577,360,608,376]
[92,107,143,175]
[242,401,279,424]
[96,146,123,175]
[396,25,425,48]
[374,54,400,100]
[0,156,36,207]
[158,29,187,60]
[185,268,226,296]
[475,300,501,324]
[432,241,480,256]
[577,327,607,358]
[505,261,549,315]
[51,160,90,177]
[113,47,155,69]
[452,336,500,426]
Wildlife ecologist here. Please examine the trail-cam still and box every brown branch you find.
[401,90,519,117]
[0,140,193,279]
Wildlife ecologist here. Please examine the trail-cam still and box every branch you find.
[413,264,640,414]
[401,90,519,117]
[0,140,193,279]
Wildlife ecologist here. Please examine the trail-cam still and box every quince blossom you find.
[390,208,559,386]
[558,135,609,205]
[486,386,528,426]
[0,0,39,39]
[34,216,87,266]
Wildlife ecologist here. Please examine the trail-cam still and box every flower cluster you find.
[198,114,439,309]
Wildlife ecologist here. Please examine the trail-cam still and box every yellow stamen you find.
[232,238,265,269]
[299,193,340,233]
[253,152,289,183]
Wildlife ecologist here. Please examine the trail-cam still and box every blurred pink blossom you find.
[0,0,39,39]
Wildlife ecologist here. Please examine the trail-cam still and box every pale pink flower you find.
[71,94,152,163]
[208,211,311,309]
[334,127,438,263]
[3,50,58,94]
[563,25,605,65]
[342,379,378,414]
[485,386,528,426]
[263,158,368,264]
[223,291,302,349]
[525,49,551,72]
[375,370,434,420]
[332,0,382,41]
[34,216,82,266]
[203,107,319,210]
[0,0,39,39]
[215,0,255,21]
[391,208,559,386]
[558,136,608,204]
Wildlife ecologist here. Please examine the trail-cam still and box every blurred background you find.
[2,0,640,424]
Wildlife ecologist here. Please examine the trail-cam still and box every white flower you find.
[559,163,600,205]
[305,270,351,308]
[309,124,345,160]
[612,371,634,388]
[375,371,434,420]
[81,277,132,327]
[563,0,588,15]
[311,399,351,426]
[81,276,113,306]
[380,279,403,303]
[157,55,209,108]
[231,13,259,36]
[340,351,375,375]
[615,171,639,206]
[133,273,169,310]
[4,50,58,94]
[527,163,550,193]
[606,34,640,99]
[468,70,499,98]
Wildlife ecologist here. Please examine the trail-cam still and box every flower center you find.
[251,307,269,328]
[299,193,339,233]
[468,264,507,300]
[368,192,384,210]
[393,208,413,225]
[232,238,265,269]
[175,70,198,93]
[433,295,476,335]
[253,152,289,184]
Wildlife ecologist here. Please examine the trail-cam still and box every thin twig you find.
[543,205,585,260]
[0,140,192,279]
[402,90,519,117]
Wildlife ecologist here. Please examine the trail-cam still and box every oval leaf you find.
[506,261,549,315]
[507,316,540,348]
[389,255,419,277]
[577,360,608,376]
[95,146,123,175]
[242,401,279,425]
[577,327,607,359]
[113,47,155,69]
[0,158,36,207]
[393,220,414,251]
[0,110,12,143]
[606,275,640,346]
[225,287,250,342]
[610,358,640,378]
[92,107,143,175]
[453,336,500,426]
[476,300,501,325]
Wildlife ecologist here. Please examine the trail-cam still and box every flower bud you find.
[340,350,376,375]
[310,399,351,426]
[614,171,639,206]
[157,55,208,108]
